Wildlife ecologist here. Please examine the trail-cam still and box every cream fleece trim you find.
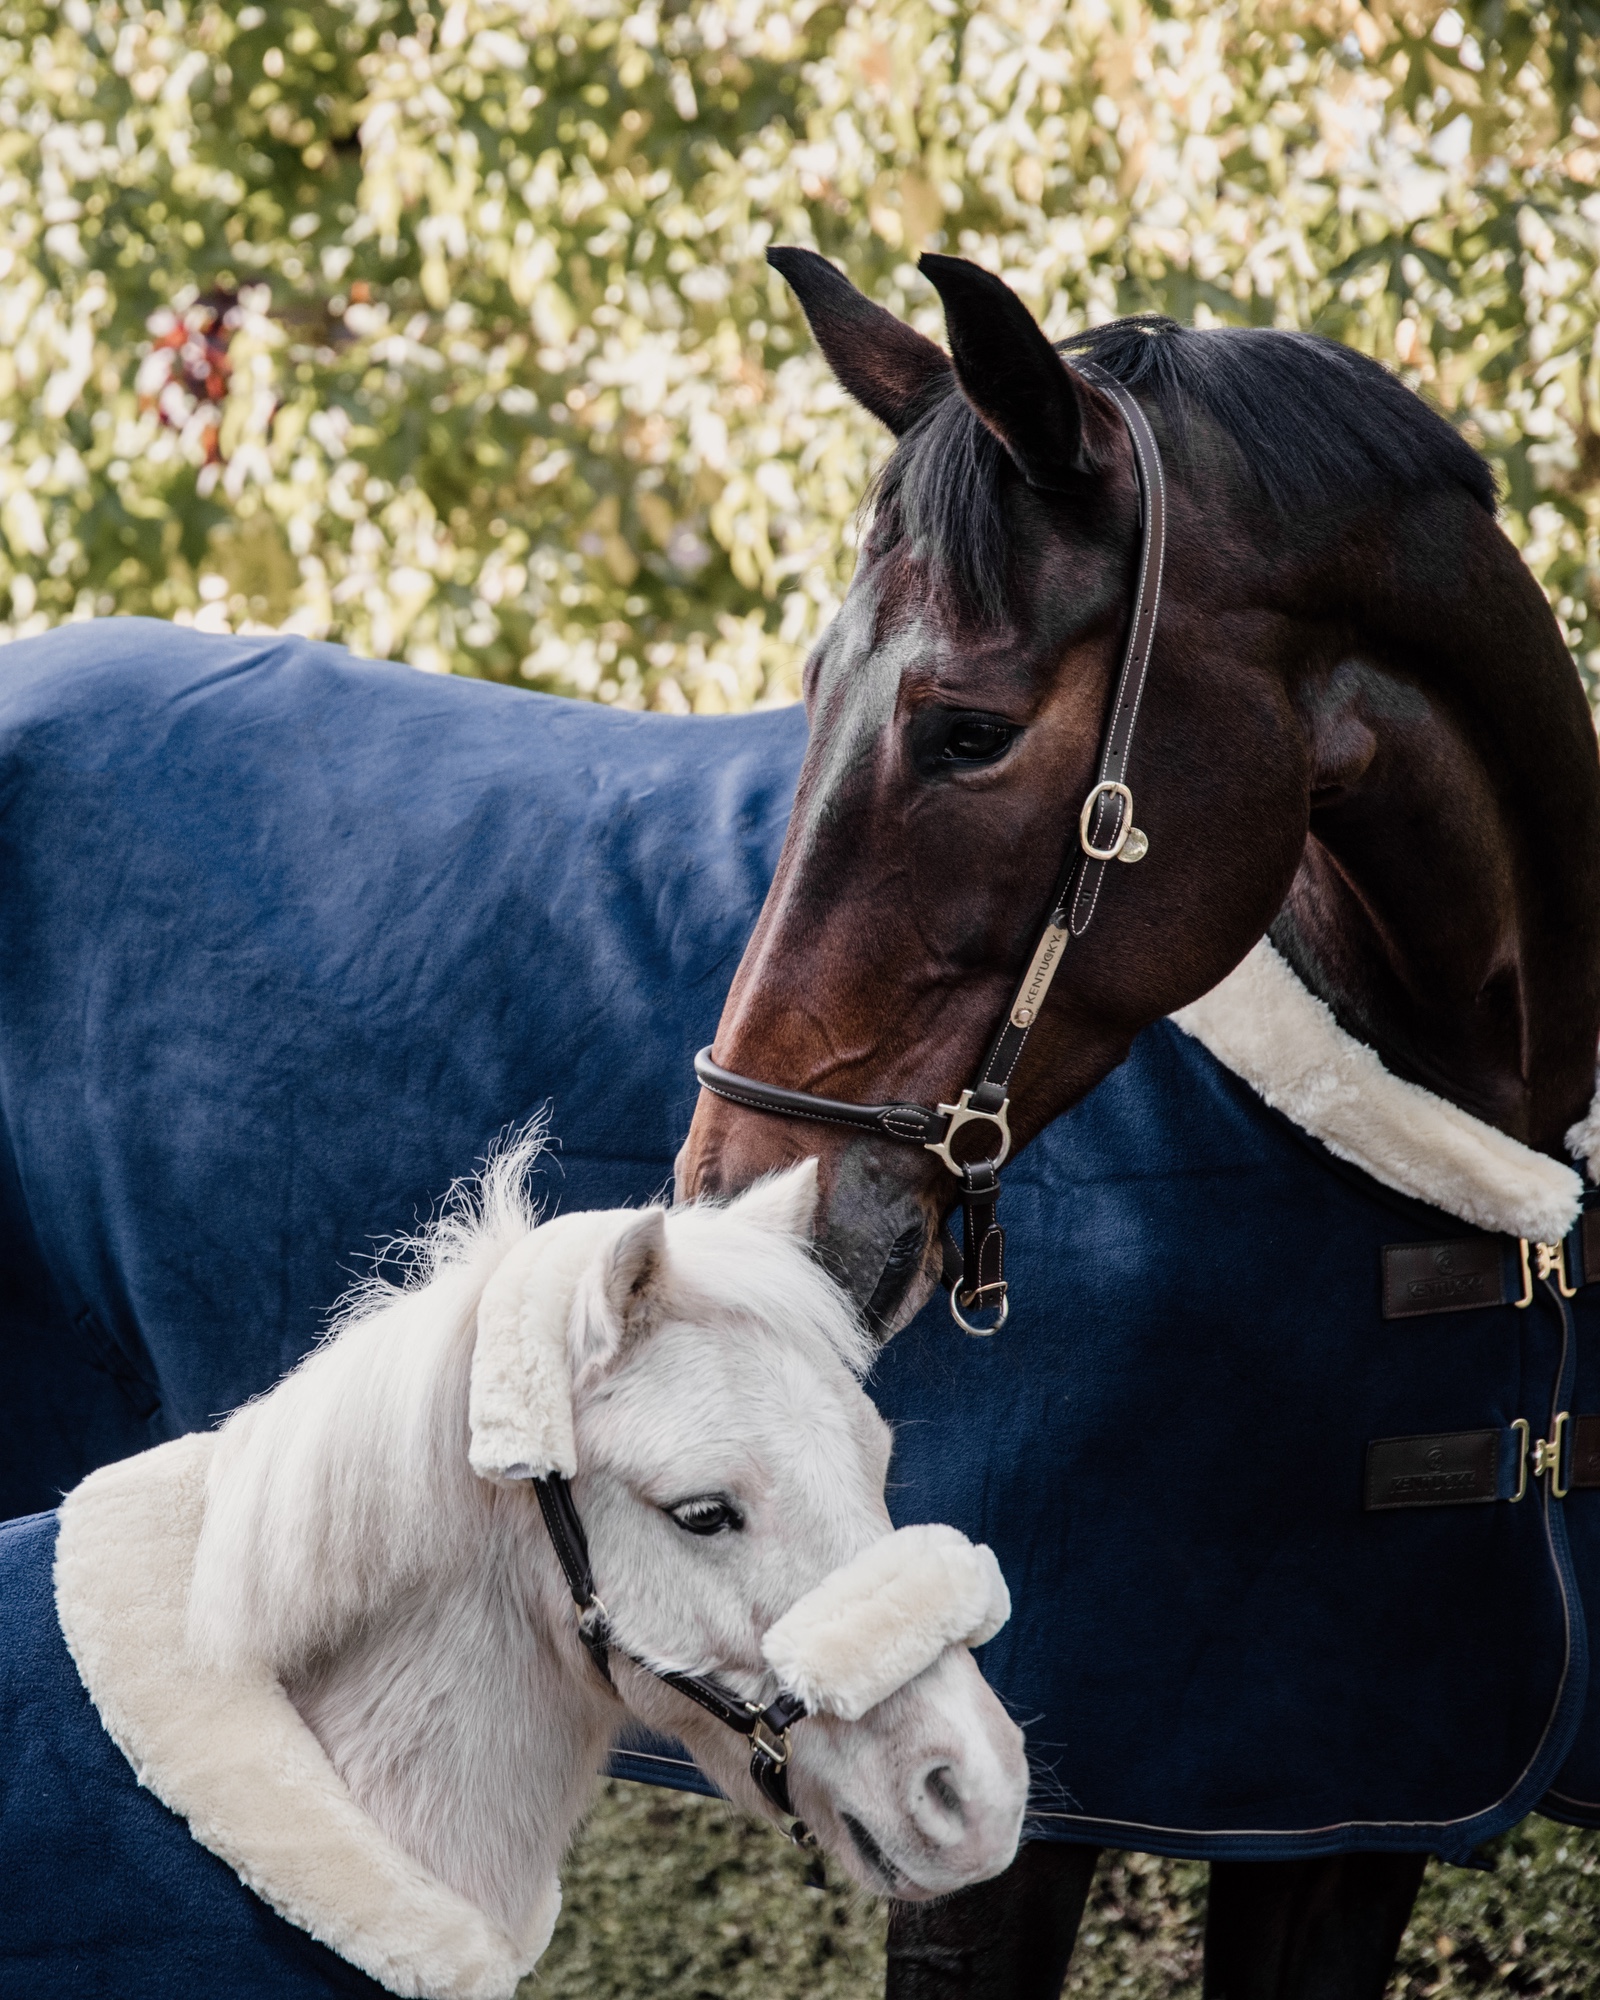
[54,1435,555,2000]
[762,1525,1010,1724]
[468,1210,626,1483]
[1172,940,1586,1243]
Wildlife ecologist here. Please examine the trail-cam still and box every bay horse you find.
[676,250,1600,1995]
[8,1149,1026,1996]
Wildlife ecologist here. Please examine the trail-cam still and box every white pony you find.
[55,1145,1027,2000]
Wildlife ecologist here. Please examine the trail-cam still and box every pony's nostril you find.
[923,1764,963,1820]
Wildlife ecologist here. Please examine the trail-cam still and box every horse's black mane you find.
[875,315,1497,618]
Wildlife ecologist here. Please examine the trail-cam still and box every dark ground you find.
[528,1784,1600,1999]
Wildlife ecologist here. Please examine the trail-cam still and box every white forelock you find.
[1173,939,1590,1243]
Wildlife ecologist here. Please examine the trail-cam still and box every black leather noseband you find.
[695,364,1168,1334]
[533,1473,814,1838]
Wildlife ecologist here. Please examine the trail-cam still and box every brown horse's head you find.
[677,249,1591,1332]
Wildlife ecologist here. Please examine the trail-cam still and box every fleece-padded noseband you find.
[762,1523,1010,1722]
[533,1469,1010,1827]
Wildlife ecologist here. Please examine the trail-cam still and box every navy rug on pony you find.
[0,1508,391,1999]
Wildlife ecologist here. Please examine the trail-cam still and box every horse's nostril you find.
[923,1764,963,1820]
[863,1220,926,1333]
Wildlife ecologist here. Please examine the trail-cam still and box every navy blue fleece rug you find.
[3,619,1598,1864]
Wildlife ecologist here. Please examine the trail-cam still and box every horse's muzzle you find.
[676,1115,941,1338]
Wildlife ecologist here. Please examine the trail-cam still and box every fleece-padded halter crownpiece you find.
[467,1211,631,1483]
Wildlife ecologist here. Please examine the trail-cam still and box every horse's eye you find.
[913,710,1018,773]
[666,1494,744,1537]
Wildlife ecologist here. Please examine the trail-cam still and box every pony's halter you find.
[529,1473,1010,1844]
[532,1472,811,1830]
[695,365,1167,1334]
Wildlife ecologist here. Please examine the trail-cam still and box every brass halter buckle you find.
[924,1089,1012,1178]
[950,1284,1010,1338]
[1079,780,1139,862]
[748,1712,792,1772]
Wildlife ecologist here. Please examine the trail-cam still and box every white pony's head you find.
[188,1140,1026,1937]
[502,1162,1028,1897]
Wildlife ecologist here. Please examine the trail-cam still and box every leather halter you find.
[695,364,1168,1335]
[533,1473,814,1837]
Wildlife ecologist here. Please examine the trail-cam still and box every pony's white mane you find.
[187,1129,548,1678]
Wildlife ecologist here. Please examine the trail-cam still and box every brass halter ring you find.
[950,1286,1010,1337]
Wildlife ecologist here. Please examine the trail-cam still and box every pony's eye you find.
[913,709,1018,773]
[666,1494,745,1537]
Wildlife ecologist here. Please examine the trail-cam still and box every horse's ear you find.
[569,1206,670,1378]
[768,247,952,436]
[728,1158,820,1242]
[918,254,1099,490]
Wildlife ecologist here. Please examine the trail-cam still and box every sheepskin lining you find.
[1173,941,1590,1242]
[54,1434,553,2000]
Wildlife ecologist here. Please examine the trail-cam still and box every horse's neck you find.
[1271,495,1600,1152]
[287,1504,614,1939]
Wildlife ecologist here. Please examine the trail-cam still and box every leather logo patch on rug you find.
[1365,1430,1500,1510]
[1381,1239,1505,1320]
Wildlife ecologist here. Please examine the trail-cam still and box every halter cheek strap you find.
[695,364,1168,1334]
[533,1474,812,1832]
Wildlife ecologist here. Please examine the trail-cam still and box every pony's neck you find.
[187,1237,618,1942]
[1271,492,1600,1153]
[286,1507,614,1940]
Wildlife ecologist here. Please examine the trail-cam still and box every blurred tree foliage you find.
[3,0,1600,708]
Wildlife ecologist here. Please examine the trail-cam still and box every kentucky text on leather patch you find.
[1569,1415,1600,1491]
[1381,1239,1505,1320]
[1364,1431,1499,1510]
